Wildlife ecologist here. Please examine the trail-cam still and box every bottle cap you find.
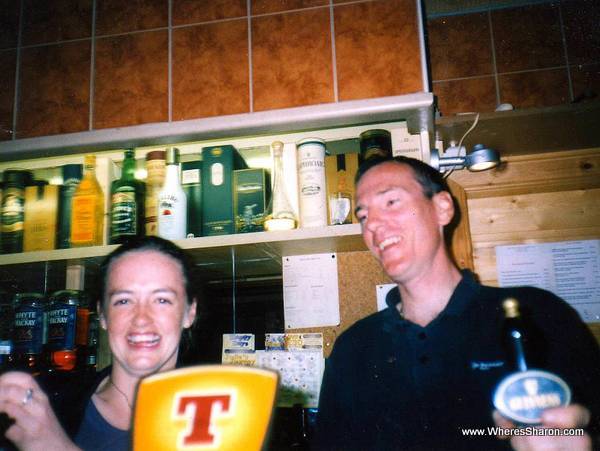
[3,169,33,186]
[62,164,83,181]
[166,148,179,164]
[146,150,166,161]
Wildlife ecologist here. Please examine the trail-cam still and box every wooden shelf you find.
[436,101,600,157]
[0,224,366,282]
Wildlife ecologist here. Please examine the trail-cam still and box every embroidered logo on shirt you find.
[471,360,504,371]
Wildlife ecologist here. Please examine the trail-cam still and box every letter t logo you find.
[175,394,233,447]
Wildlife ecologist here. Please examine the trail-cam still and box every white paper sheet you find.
[376,283,397,311]
[282,253,340,329]
[256,350,324,408]
[496,240,600,322]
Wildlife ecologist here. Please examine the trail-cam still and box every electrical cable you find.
[443,113,480,179]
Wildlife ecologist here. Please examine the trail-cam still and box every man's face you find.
[355,162,454,284]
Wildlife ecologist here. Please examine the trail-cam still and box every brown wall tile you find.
[0,0,20,50]
[571,63,600,102]
[492,4,563,73]
[173,0,246,25]
[96,0,168,36]
[433,76,496,116]
[252,9,334,111]
[22,0,92,46]
[94,31,168,130]
[562,0,600,66]
[252,0,327,15]
[428,12,493,80]
[499,69,569,109]
[0,50,16,141]
[172,19,249,120]
[334,0,423,101]
[17,41,90,138]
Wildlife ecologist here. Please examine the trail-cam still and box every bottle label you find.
[47,303,78,350]
[111,189,137,237]
[145,185,160,236]
[146,160,165,185]
[13,305,45,354]
[1,187,25,233]
[158,192,186,239]
[71,194,97,243]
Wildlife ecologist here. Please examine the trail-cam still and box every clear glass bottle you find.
[265,141,296,231]
[158,148,187,240]
[109,149,145,244]
[70,155,105,247]
[329,154,352,225]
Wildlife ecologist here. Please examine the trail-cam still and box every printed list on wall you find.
[496,240,600,322]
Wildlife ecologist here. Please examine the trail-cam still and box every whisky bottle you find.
[329,154,352,225]
[158,148,187,240]
[57,164,82,249]
[145,150,166,236]
[493,298,571,424]
[71,155,105,247]
[109,149,145,244]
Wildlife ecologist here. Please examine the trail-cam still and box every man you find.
[315,156,600,450]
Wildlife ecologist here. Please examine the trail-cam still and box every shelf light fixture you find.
[429,144,500,172]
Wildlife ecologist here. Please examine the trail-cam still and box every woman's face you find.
[101,250,196,379]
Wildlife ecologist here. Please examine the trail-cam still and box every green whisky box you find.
[233,168,271,233]
[181,160,202,238]
[201,145,247,236]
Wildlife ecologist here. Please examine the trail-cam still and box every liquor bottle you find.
[12,292,47,375]
[145,150,166,236]
[109,149,145,244]
[328,154,352,225]
[46,290,86,373]
[57,164,83,249]
[158,148,187,240]
[359,129,392,163]
[493,298,571,425]
[265,141,296,231]
[0,289,14,371]
[70,155,105,247]
[1,169,33,254]
[297,138,327,228]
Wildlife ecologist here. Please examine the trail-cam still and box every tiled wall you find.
[427,0,600,116]
[0,0,424,141]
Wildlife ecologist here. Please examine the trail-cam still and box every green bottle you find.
[109,149,145,244]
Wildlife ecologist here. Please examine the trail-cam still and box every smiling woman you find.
[0,237,198,451]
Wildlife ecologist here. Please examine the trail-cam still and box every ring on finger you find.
[21,388,33,406]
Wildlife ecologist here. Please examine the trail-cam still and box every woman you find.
[0,236,197,450]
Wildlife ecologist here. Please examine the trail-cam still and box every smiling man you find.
[315,156,600,451]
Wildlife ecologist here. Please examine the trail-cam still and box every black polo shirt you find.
[315,271,600,451]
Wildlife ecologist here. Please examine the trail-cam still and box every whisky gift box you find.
[233,168,271,233]
[201,145,247,236]
[181,160,202,238]
[24,182,59,251]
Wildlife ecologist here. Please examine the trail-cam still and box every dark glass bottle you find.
[1,169,33,254]
[0,288,14,371]
[109,149,145,244]
[57,164,83,249]
[502,297,529,372]
[12,292,47,376]
[359,129,392,163]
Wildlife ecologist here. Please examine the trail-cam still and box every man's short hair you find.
[355,155,449,199]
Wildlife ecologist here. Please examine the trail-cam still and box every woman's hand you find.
[0,371,81,451]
